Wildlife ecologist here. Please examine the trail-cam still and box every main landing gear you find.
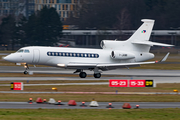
[74,69,101,78]
[79,72,87,78]
[93,73,101,78]
[24,64,29,75]
[74,69,87,78]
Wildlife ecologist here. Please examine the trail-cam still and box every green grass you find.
[1,81,180,93]
[0,108,179,120]
[1,82,180,102]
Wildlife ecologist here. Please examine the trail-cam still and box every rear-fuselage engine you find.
[111,51,135,60]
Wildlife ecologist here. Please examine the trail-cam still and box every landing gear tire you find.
[79,72,87,78]
[24,64,29,75]
[24,71,28,75]
[94,73,101,78]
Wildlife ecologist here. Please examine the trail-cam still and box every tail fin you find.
[128,19,154,42]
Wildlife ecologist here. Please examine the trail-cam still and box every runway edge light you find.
[54,100,64,105]
[52,87,58,91]
[28,98,33,103]
[43,99,48,104]
[173,89,178,92]
[80,102,87,107]
[106,103,114,108]
[135,105,139,109]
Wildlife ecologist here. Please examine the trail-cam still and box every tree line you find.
[0,6,63,50]
[1,0,180,49]
[66,0,180,30]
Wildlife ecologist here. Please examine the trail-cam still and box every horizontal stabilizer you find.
[132,41,174,46]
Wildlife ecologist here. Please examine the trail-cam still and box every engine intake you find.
[111,51,135,60]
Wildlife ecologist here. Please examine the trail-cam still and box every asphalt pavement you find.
[0,102,180,109]
[1,66,180,109]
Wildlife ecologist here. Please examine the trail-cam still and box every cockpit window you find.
[24,49,30,53]
[17,49,24,53]
[16,49,30,53]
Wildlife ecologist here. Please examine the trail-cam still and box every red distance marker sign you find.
[129,80,146,87]
[109,80,128,87]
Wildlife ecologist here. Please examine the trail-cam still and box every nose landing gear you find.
[24,64,29,75]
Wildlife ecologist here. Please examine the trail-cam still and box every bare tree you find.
[114,8,131,30]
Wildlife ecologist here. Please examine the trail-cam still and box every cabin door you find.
[32,49,40,64]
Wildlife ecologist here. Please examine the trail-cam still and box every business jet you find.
[3,19,173,78]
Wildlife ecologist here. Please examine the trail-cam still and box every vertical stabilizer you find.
[128,19,154,42]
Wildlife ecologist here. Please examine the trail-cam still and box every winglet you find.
[159,52,170,62]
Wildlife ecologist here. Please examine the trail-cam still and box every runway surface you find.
[0,102,180,109]
[0,66,180,77]
[0,76,180,83]
[0,66,180,83]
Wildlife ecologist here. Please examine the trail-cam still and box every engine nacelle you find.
[100,40,125,49]
[111,51,135,60]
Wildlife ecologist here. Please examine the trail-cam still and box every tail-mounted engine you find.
[111,51,135,60]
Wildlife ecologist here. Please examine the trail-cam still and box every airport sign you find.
[109,80,154,87]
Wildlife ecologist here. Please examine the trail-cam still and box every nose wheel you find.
[24,71,28,74]
[24,64,29,75]
[79,72,87,78]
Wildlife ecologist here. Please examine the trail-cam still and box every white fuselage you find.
[4,46,154,69]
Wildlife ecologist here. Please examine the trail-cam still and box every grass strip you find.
[0,108,179,120]
[0,83,180,92]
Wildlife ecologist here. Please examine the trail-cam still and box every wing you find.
[67,61,155,70]
[67,53,169,70]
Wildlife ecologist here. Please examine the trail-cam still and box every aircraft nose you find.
[3,54,13,62]
[3,56,9,61]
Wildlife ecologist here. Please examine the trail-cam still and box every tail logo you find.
[141,30,146,33]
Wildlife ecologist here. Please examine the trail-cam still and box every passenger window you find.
[17,49,24,53]
[24,49,30,53]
